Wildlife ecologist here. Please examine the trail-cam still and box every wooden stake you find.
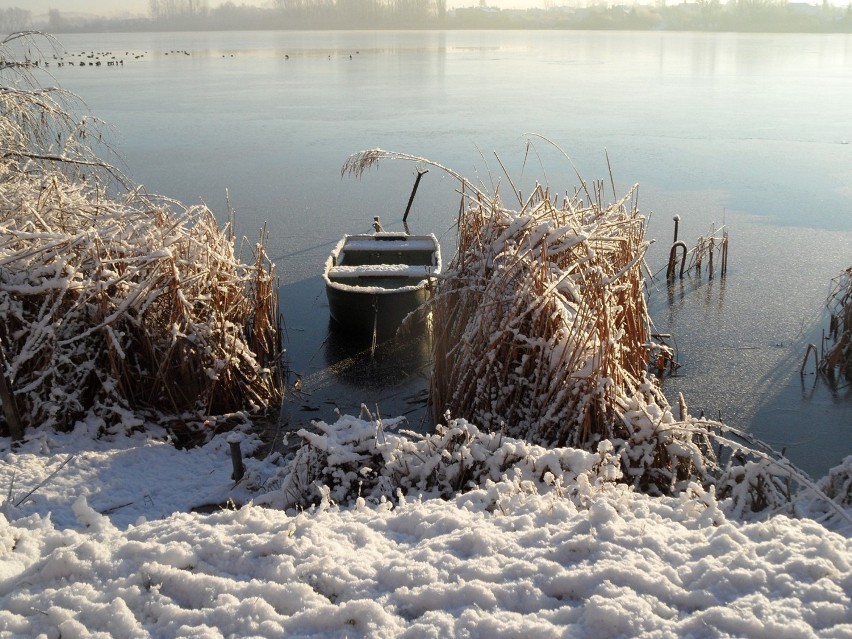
[709,236,715,278]
[0,338,23,441]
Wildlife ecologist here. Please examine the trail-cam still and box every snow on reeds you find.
[258,410,852,529]
[430,178,650,446]
[415,154,710,496]
[311,147,851,522]
[0,33,282,438]
[424,168,835,508]
[822,266,852,379]
[258,411,637,512]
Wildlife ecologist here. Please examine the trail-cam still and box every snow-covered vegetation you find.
[823,266,852,379]
[0,33,282,441]
[342,148,839,518]
[258,410,852,529]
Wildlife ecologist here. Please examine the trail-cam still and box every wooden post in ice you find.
[228,433,245,482]
[800,343,819,376]
[667,241,687,280]
[667,215,687,280]
[0,338,23,441]
[708,236,715,278]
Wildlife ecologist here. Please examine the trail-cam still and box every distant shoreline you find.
[10,2,852,36]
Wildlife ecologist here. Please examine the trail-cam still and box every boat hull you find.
[323,233,441,339]
[326,284,433,336]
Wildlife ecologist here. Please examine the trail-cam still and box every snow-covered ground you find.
[1,413,850,639]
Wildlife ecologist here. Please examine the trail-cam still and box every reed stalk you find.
[821,266,852,379]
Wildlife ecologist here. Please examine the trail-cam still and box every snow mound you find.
[1,413,850,638]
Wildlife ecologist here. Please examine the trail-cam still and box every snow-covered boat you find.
[323,231,441,337]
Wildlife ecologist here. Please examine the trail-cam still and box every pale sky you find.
[9,1,247,16]
[5,0,848,15]
[7,0,194,16]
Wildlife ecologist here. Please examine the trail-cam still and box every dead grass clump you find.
[0,174,283,433]
[428,174,721,495]
[430,180,654,451]
[0,32,282,437]
[821,266,852,379]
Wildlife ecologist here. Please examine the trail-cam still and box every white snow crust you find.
[1,414,850,638]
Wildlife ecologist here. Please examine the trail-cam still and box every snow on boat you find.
[323,231,441,337]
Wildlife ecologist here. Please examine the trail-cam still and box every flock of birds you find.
[27,48,363,69]
[30,49,150,68]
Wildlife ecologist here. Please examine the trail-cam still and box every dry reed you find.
[0,33,283,438]
[431,182,652,444]
[821,266,852,379]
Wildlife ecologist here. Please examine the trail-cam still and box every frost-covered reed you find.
[822,266,852,379]
[416,158,706,494]
[0,33,282,438]
[429,178,651,449]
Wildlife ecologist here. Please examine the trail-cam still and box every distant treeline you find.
[3,0,851,33]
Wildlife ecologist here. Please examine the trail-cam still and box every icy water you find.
[36,30,851,476]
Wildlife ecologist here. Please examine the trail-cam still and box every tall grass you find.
[430,180,653,448]
[0,33,283,438]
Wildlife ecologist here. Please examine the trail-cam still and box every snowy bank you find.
[1,415,850,638]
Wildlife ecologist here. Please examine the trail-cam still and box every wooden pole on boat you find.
[403,169,429,224]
